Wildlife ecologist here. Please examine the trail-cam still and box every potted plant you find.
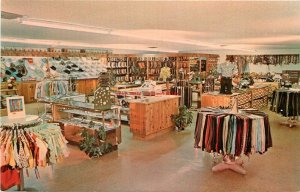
[171,105,193,131]
[79,124,113,158]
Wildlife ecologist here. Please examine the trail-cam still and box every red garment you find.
[1,165,21,191]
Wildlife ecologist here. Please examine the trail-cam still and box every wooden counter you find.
[201,86,269,109]
[129,95,179,138]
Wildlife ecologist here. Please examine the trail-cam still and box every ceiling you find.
[1,0,300,55]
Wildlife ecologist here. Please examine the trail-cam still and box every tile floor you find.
[8,103,300,191]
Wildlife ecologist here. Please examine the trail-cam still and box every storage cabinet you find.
[76,79,98,95]
[85,79,98,95]
[76,79,86,94]
[1,81,37,105]
[19,81,37,103]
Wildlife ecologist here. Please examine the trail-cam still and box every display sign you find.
[6,96,26,118]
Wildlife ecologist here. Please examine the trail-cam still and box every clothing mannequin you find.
[217,56,238,94]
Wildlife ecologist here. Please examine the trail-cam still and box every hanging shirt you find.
[217,62,238,78]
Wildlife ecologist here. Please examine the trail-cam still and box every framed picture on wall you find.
[6,96,26,118]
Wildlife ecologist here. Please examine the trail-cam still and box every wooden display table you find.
[201,92,238,108]
[129,95,179,138]
[201,86,269,109]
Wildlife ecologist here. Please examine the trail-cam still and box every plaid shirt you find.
[217,62,238,78]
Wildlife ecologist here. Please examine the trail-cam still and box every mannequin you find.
[217,56,238,94]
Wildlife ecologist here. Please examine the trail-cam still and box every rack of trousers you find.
[170,80,192,108]
[0,116,69,191]
[194,108,272,174]
[270,89,300,117]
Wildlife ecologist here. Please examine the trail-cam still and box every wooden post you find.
[166,81,170,95]
[17,169,24,191]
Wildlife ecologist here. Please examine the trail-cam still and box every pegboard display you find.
[48,57,107,79]
[94,86,111,110]
[1,57,47,82]
[0,56,107,82]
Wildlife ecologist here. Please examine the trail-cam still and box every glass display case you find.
[50,99,121,147]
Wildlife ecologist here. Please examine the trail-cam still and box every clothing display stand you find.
[203,74,215,93]
[194,98,272,175]
[270,89,300,128]
[279,116,299,128]
[0,115,40,191]
[212,155,246,175]
[211,99,246,175]
[170,80,192,108]
[68,76,77,92]
[0,115,69,191]
[35,77,69,100]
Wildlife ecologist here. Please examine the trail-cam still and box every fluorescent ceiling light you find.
[17,18,255,52]
[231,35,300,44]
[19,17,113,34]
[1,37,178,53]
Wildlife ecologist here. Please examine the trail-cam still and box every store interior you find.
[1,1,300,192]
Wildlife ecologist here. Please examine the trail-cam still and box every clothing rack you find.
[170,80,192,108]
[0,115,69,191]
[35,79,69,100]
[203,74,215,93]
[270,89,300,127]
[194,107,272,174]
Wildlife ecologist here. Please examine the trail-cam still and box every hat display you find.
[50,66,57,70]
[63,69,71,74]
[1,56,107,80]
[9,63,16,72]
[5,70,12,75]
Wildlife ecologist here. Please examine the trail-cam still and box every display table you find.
[201,86,269,109]
[194,108,272,174]
[49,100,121,147]
[0,115,39,126]
[129,95,179,138]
